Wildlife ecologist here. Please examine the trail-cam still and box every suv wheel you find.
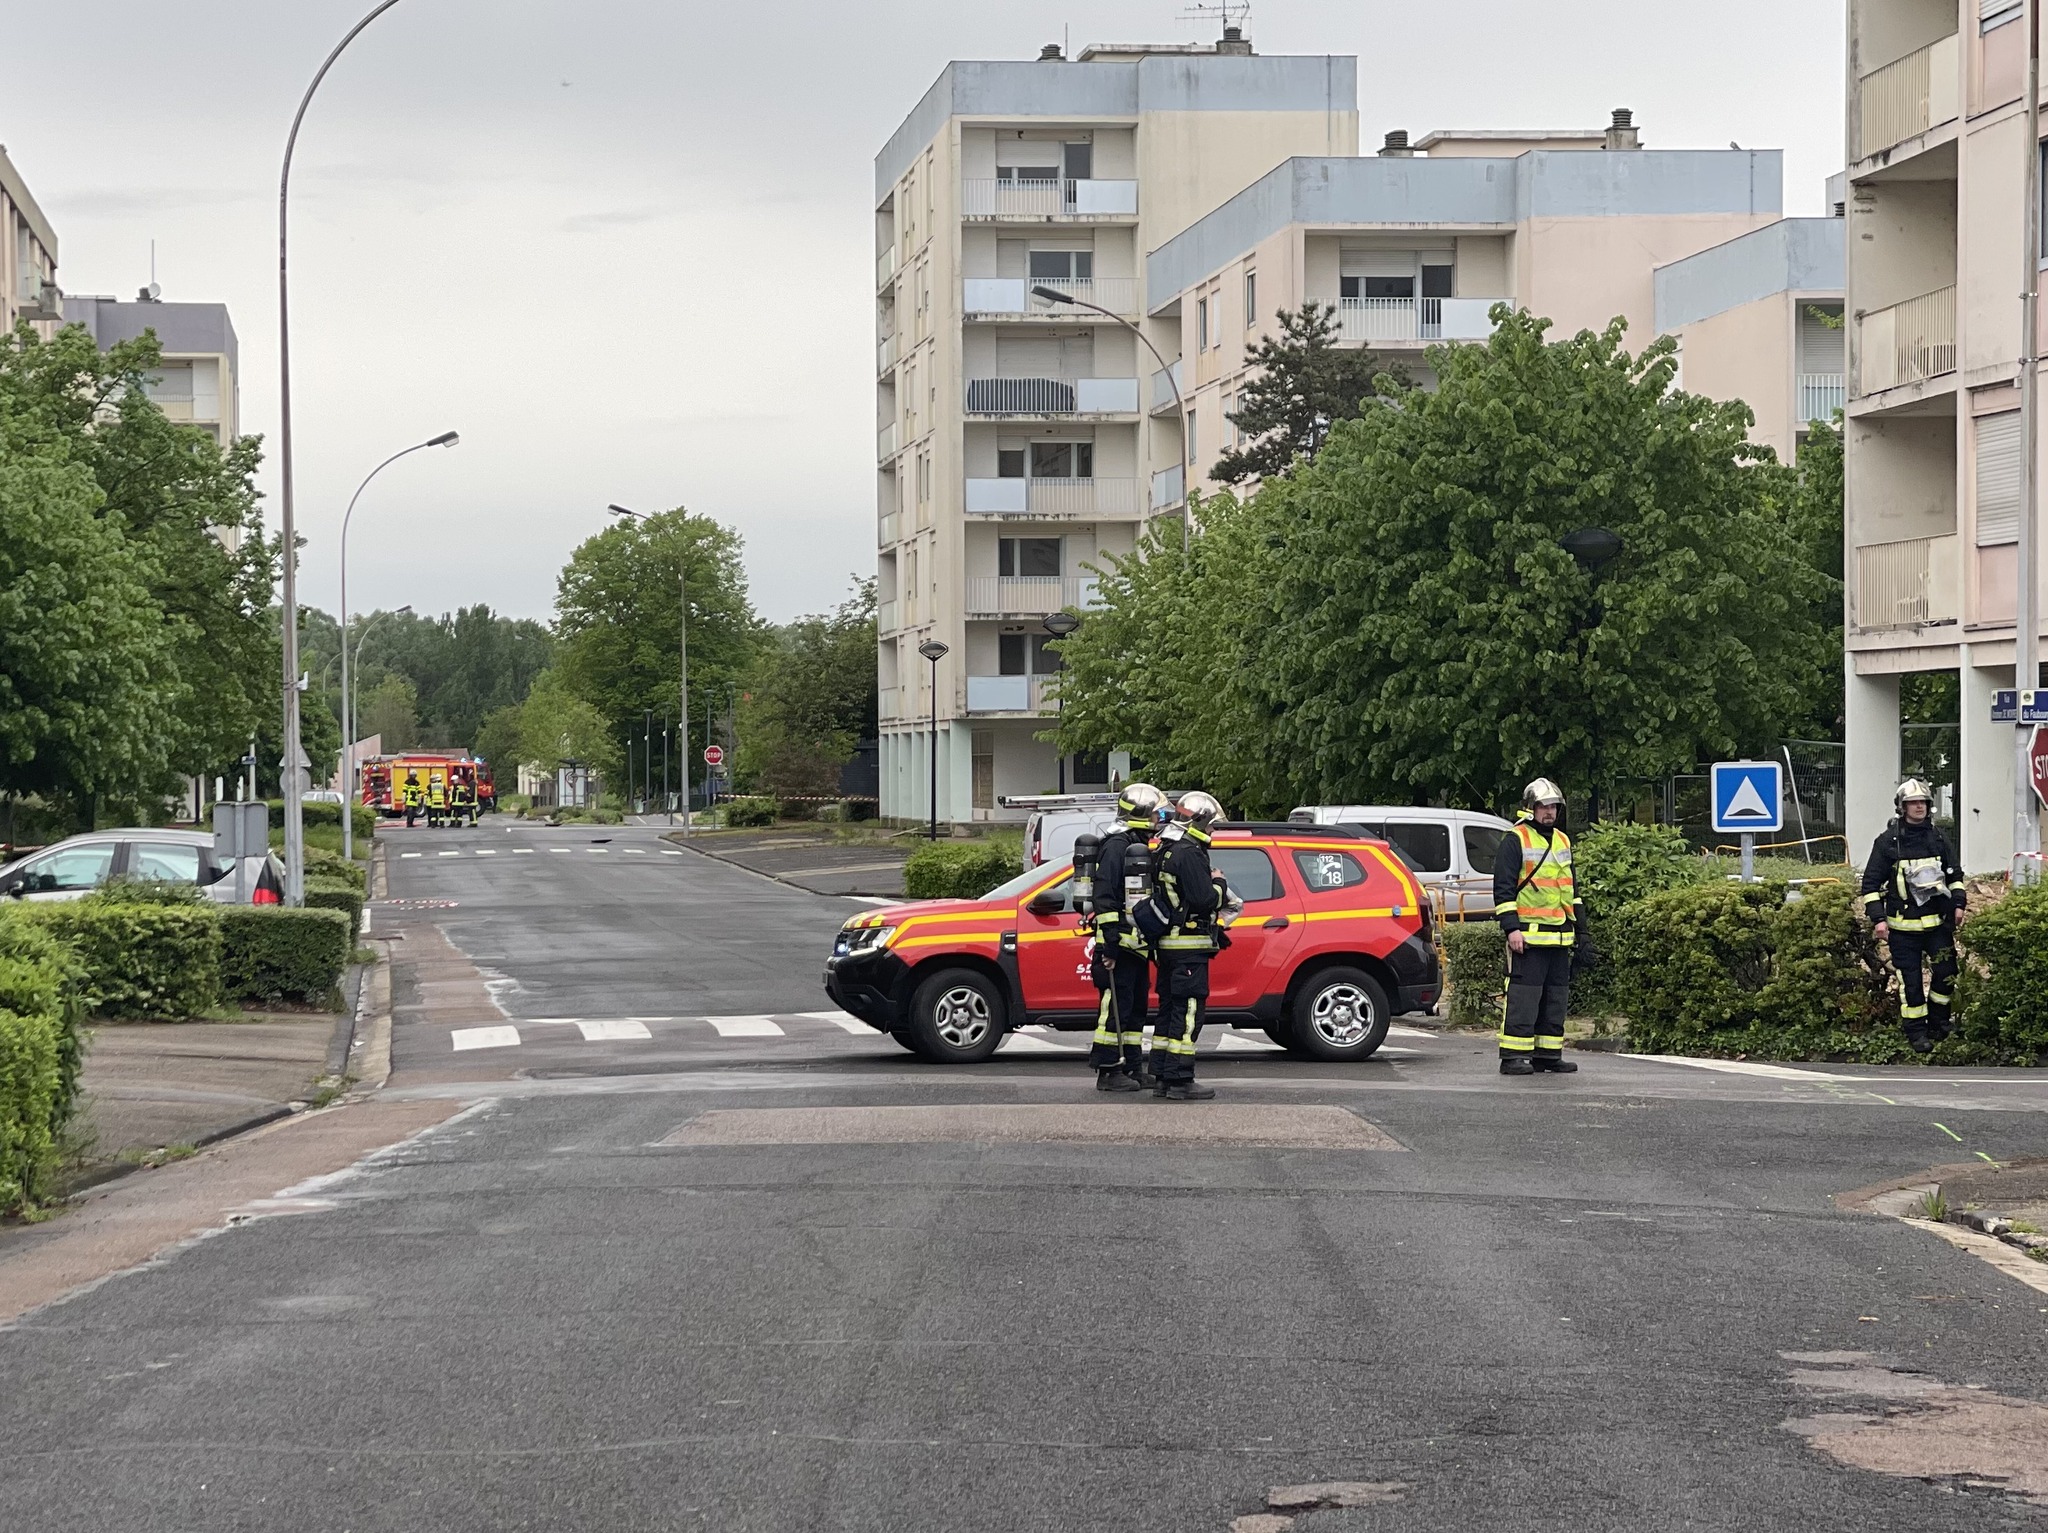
[1289,966,1391,1062]
[905,968,1006,1063]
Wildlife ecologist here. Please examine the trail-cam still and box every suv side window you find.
[129,843,202,884]
[1212,848,1281,903]
[1462,825,1505,875]
[1293,849,1367,893]
[23,843,117,892]
[1383,821,1451,874]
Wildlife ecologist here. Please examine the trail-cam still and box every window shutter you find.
[1798,308,1845,374]
[1976,411,2022,547]
[1982,0,2023,32]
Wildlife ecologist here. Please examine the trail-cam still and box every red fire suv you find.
[824,823,1441,1064]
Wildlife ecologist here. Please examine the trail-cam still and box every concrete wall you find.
[1846,413,1957,544]
[1674,295,1797,459]
[1847,178,1957,315]
[1522,211,1778,350]
[1654,218,1846,333]
[1852,0,1960,76]
[1959,113,2024,373]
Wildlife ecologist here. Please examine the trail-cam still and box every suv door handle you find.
[1262,916,1290,930]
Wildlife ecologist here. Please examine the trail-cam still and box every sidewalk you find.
[668,828,911,897]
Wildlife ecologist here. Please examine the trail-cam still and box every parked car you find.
[1287,806,1513,920]
[0,829,283,904]
[825,822,1440,1063]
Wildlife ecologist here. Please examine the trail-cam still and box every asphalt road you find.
[7,818,2048,1531]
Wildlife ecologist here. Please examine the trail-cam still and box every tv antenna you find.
[1181,1,1251,30]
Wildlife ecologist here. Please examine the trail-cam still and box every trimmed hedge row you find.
[219,907,352,1005]
[0,912,87,1213]
[904,840,1020,901]
[305,877,364,942]
[267,798,376,841]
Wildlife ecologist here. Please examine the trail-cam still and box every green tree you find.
[302,604,553,750]
[1211,302,1396,485]
[738,579,877,796]
[358,674,419,752]
[516,668,619,780]
[474,704,525,780]
[554,508,759,768]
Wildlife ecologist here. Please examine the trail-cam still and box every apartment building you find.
[65,292,242,446]
[0,144,62,336]
[1842,0,2045,872]
[1145,116,1789,500]
[872,33,1357,824]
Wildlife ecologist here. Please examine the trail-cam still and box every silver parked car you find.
[1287,806,1514,920]
[0,829,284,905]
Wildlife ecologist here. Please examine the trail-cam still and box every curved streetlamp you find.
[1032,285,1190,552]
[1040,610,1081,792]
[609,504,692,833]
[917,639,950,839]
[276,0,411,906]
[339,434,456,860]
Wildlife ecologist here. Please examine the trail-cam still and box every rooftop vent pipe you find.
[1038,42,1063,61]
[1217,25,1253,54]
[1604,108,1640,151]
[1380,129,1414,157]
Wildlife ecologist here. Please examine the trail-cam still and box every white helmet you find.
[1522,778,1566,810]
[1894,777,1936,814]
[1117,782,1165,821]
[1176,791,1226,831]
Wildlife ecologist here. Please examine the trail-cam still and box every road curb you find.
[663,832,894,899]
[349,949,394,1096]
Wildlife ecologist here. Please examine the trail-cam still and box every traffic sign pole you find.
[1741,833,1755,885]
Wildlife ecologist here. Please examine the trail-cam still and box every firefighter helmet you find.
[1117,782,1165,820]
[1522,778,1566,810]
[1177,791,1226,831]
[1894,778,1937,814]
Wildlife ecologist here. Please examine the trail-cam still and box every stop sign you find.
[703,744,725,768]
[2032,725,2048,809]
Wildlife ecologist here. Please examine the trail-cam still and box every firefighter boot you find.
[1500,1057,1535,1076]
[1162,1083,1216,1101]
[1096,1070,1143,1093]
[1531,1057,1579,1074]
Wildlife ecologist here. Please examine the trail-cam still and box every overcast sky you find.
[3,0,1845,627]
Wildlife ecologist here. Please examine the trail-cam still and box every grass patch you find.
[117,1142,198,1170]
[1913,1188,1949,1222]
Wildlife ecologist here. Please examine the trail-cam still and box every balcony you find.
[1856,287,1956,395]
[962,277,1140,317]
[877,421,900,460]
[1798,373,1846,423]
[1151,465,1185,510]
[1338,296,1503,344]
[960,178,1138,219]
[878,510,899,546]
[963,376,1140,416]
[1854,534,1959,630]
[1856,33,1959,160]
[966,674,1062,714]
[965,575,1099,617]
[877,333,897,373]
[964,477,1140,520]
[1150,359,1184,413]
[876,247,898,288]
[877,598,900,633]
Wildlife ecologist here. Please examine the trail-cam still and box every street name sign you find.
[1710,760,1784,835]
[1993,689,2018,724]
[2024,690,2048,726]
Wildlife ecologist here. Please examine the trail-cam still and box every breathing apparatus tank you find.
[1071,833,1102,915]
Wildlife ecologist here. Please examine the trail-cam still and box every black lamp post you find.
[1560,528,1623,822]
[917,639,949,839]
[1040,610,1081,791]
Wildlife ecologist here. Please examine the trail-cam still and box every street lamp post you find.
[1032,285,1190,552]
[609,505,691,834]
[1560,528,1624,824]
[277,0,411,907]
[339,433,456,862]
[2014,0,2042,884]
[1040,610,1081,792]
[917,639,949,839]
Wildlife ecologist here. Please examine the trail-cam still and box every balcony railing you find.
[877,333,897,373]
[965,575,1099,617]
[1150,358,1184,412]
[1857,33,1960,159]
[962,276,1141,317]
[1854,533,1960,630]
[1857,286,1956,394]
[963,477,1139,519]
[965,674,1063,714]
[960,178,1139,218]
[1151,465,1185,510]
[963,376,1140,415]
[1797,373,1846,423]
[878,511,899,546]
[1338,296,1504,343]
[877,421,900,460]
[877,247,898,288]
[877,598,899,633]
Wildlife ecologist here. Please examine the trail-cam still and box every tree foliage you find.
[1056,309,1837,818]
[301,603,552,752]
[1211,302,1396,485]
[513,668,619,780]
[737,580,877,797]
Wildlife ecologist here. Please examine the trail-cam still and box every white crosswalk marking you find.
[1388,1024,1437,1039]
[475,849,497,856]
[576,1019,652,1041]
[550,848,571,854]
[707,1016,785,1037]
[795,1010,877,1034]
[999,1031,1081,1053]
[514,848,534,855]
[623,848,646,855]
[588,848,608,854]
[400,852,421,859]
[662,850,684,856]
[438,851,460,857]
[451,1025,521,1051]
[1209,1031,1284,1052]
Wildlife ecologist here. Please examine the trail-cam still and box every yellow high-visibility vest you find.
[1497,821,1576,947]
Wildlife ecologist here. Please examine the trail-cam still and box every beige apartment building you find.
[873,34,1357,823]
[1842,0,2045,872]
[65,292,242,446]
[1,144,62,336]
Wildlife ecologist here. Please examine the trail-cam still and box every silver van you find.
[1287,806,1513,919]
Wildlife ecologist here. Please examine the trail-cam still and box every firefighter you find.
[1491,778,1584,1076]
[1146,790,1229,1101]
[451,772,476,828]
[1085,783,1165,1092]
[401,770,424,829]
[1860,778,1967,1053]
[426,772,448,828]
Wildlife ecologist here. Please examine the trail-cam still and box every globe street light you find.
[609,505,692,834]
[1040,610,1082,792]
[276,0,412,907]
[917,639,950,840]
[339,433,456,861]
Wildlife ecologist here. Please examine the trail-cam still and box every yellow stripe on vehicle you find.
[1358,844,1425,906]
[1301,907,1406,922]
[1016,928,1080,944]
[889,931,1006,950]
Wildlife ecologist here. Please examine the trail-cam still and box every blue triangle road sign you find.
[1710,760,1784,835]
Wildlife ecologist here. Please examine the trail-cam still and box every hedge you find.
[725,797,777,828]
[0,912,87,1213]
[267,798,376,841]
[1954,881,2048,1064]
[24,895,223,1020]
[218,906,352,1005]
[904,840,1020,901]
[304,876,364,941]
[304,847,367,892]
[1442,920,1506,1028]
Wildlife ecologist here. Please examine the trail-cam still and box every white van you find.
[1287,806,1513,919]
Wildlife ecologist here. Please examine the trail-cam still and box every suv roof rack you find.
[1224,821,1374,840]
[998,793,1121,810]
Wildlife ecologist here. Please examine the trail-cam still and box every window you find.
[129,842,202,885]
[1063,141,1093,180]
[999,633,1064,675]
[1293,849,1367,893]
[997,164,1060,185]
[1364,275,1414,299]
[998,537,1061,577]
[18,842,116,893]
[1186,408,1198,467]
[997,448,1026,479]
[1979,412,2022,546]
[1072,753,1110,786]
[1213,848,1281,903]
[1463,825,1506,875]
[1029,249,1093,283]
[1421,264,1454,299]
[1196,296,1210,349]
[1382,821,1452,874]
[916,451,931,504]
[1030,441,1092,478]
[973,728,995,811]
[1984,0,2023,32]
[1030,634,1062,673]
[1244,271,1257,327]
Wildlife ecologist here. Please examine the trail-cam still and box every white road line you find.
[1388,1024,1437,1039]
[623,848,646,855]
[475,849,498,856]
[1631,1055,1861,1082]
[576,1019,652,1041]
[817,1016,878,1034]
[361,908,372,935]
[707,1016,785,1037]
[1209,1032,1284,1052]
[588,848,609,854]
[400,852,421,859]
[550,848,571,854]
[450,1025,521,1051]
[514,848,534,855]
[438,851,461,857]
[849,895,897,906]
[661,850,685,856]
[999,1032,1083,1053]
[621,1016,677,1023]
